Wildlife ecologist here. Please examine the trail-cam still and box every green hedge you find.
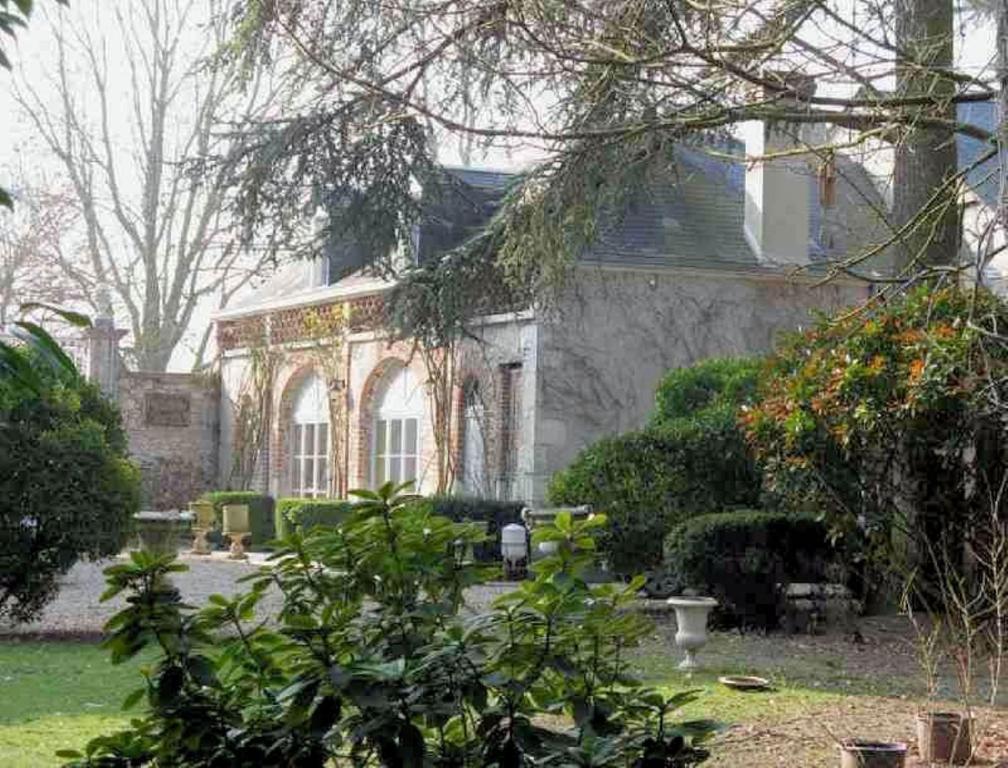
[429,496,525,562]
[276,498,353,538]
[200,491,275,545]
[664,510,835,630]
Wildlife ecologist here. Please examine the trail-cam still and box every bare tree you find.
[14,0,277,371]
[0,178,82,327]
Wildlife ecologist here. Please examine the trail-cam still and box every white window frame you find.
[291,421,330,498]
[372,415,420,488]
[290,374,331,498]
[371,366,424,488]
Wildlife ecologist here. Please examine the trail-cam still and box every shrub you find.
[199,491,275,545]
[651,357,761,428]
[664,510,835,629]
[0,337,140,624]
[548,410,761,575]
[549,357,763,576]
[743,286,1008,599]
[429,495,525,562]
[275,497,352,537]
[63,484,716,767]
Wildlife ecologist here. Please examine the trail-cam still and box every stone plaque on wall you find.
[144,392,191,427]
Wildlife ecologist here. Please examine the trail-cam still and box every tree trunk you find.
[893,0,959,272]
[998,0,1008,233]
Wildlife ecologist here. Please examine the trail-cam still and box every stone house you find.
[212,121,889,506]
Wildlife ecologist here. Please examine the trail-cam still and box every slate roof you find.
[958,101,1001,207]
[230,109,1001,313]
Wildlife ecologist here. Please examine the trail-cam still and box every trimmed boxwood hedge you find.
[275,498,353,538]
[664,510,835,630]
[200,491,275,545]
[429,496,525,562]
[275,495,522,562]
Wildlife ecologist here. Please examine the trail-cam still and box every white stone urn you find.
[667,596,718,670]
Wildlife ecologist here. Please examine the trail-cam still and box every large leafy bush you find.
[62,483,717,767]
[665,510,834,630]
[0,323,140,623]
[743,287,1008,591]
[548,358,762,575]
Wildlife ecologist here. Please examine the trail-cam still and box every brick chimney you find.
[743,72,815,267]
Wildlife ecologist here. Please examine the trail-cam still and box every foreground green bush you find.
[665,510,834,630]
[200,491,275,545]
[0,329,140,624]
[548,358,762,575]
[430,495,525,562]
[61,483,717,767]
[275,497,352,537]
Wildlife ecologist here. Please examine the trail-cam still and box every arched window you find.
[373,366,423,487]
[290,373,330,497]
[460,380,488,496]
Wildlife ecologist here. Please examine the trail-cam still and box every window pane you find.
[320,457,330,496]
[317,425,328,457]
[390,419,403,455]
[376,420,387,456]
[304,424,315,457]
[403,457,416,483]
[303,457,315,492]
[293,425,303,459]
[404,418,417,455]
[389,456,401,483]
[375,455,386,486]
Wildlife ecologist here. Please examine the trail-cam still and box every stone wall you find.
[117,371,220,509]
[531,265,869,501]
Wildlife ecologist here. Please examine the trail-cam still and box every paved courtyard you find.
[0,552,514,638]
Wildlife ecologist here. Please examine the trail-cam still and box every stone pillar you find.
[84,315,127,400]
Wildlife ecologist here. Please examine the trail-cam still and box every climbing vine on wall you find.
[229,346,278,490]
[302,303,351,497]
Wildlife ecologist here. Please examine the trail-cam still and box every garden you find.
[5,286,1008,766]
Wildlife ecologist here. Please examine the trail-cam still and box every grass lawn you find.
[2,624,1006,766]
[0,640,150,767]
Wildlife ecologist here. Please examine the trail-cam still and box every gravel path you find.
[0,551,513,638]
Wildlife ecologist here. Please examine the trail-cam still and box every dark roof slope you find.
[413,115,999,272]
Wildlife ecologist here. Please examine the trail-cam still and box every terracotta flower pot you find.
[916,712,972,765]
[838,740,907,768]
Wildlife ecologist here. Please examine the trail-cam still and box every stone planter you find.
[916,712,972,765]
[222,503,251,560]
[188,500,216,555]
[838,740,906,768]
[667,596,717,670]
[134,511,193,556]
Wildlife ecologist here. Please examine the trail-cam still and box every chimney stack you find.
[743,71,815,267]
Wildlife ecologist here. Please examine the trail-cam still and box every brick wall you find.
[217,294,385,352]
[118,371,220,509]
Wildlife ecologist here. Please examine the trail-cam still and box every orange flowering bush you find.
[744,286,1008,590]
